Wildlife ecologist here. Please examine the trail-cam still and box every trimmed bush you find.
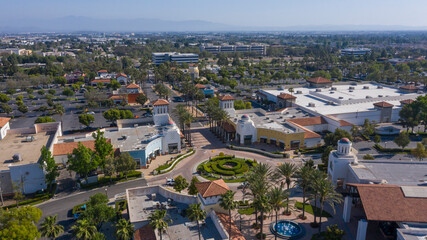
[211,162,234,175]
[218,159,242,171]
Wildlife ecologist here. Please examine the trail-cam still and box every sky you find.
[1,0,427,27]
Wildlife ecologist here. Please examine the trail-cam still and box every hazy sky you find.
[2,0,427,27]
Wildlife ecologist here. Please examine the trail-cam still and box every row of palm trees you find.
[175,104,194,146]
[39,215,134,240]
[204,99,231,142]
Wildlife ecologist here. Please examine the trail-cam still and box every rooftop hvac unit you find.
[378,95,383,97]
[363,86,369,89]
[349,86,355,90]
[331,87,337,90]
[25,136,34,142]
[134,124,139,127]
[338,97,344,99]
[349,90,353,92]
[330,91,334,94]
[366,96,372,98]
[315,89,322,92]
[308,103,315,107]
[377,86,383,89]
[12,153,22,162]
[296,90,302,94]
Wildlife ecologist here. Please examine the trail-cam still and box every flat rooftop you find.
[262,83,423,115]
[0,132,51,170]
[232,108,313,134]
[350,160,427,186]
[58,126,161,152]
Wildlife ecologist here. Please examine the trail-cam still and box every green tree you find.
[115,218,135,240]
[411,142,427,161]
[39,215,64,240]
[295,165,314,219]
[81,193,115,230]
[35,116,56,124]
[48,89,56,95]
[1,103,12,115]
[15,95,23,101]
[13,181,24,207]
[115,153,136,179]
[186,203,206,240]
[38,89,45,95]
[363,154,375,160]
[92,129,114,170]
[0,93,10,103]
[149,209,171,240]
[17,104,28,114]
[321,146,334,165]
[67,143,98,181]
[107,80,121,90]
[188,176,200,195]
[275,163,297,214]
[324,129,352,146]
[39,146,59,191]
[317,179,342,233]
[62,87,74,96]
[254,194,271,239]
[0,206,42,240]
[394,132,410,149]
[173,175,189,193]
[135,94,148,106]
[71,219,97,240]
[373,135,381,144]
[219,190,237,240]
[362,119,375,136]
[103,109,121,124]
[104,156,116,183]
[79,114,95,128]
[268,186,289,240]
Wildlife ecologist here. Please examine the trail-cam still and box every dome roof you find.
[241,114,250,120]
[339,138,351,143]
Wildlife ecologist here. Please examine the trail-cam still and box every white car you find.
[88,111,95,115]
[166,179,175,186]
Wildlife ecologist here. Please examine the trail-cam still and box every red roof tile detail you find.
[339,120,353,127]
[400,85,418,90]
[195,83,206,89]
[400,99,414,105]
[288,116,327,126]
[373,101,394,108]
[97,69,108,73]
[277,93,296,100]
[216,212,246,240]
[0,117,11,128]
[218,95,235,101]
[126,83,140,89]
[152,99,169,106]
[195,179,230,198]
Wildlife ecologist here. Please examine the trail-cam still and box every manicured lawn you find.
[200,173,246,183]
[295,201,332,218]
[238,207,255,215]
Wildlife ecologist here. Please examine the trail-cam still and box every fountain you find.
[270,220,305,239]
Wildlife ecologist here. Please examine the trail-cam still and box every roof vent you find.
[331,87,337,90]
[366,96,372,98]
[330,91,334,94]
[349,90,353,92]
[12,153,22,162]
[316,89,322,92]
[377,86,383,89]
[363,86,369,89]
[296,90,302,94]
[308,103,315,107]
[338,97,344,99]
[378,95,383,97]
[349,86,355,90]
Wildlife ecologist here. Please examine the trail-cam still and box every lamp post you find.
[105,188,108,197]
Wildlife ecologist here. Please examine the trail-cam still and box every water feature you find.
[270,220,305,239]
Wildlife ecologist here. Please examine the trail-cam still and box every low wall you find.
[127,185,197,205]
[208,211,229,240]
[159,150,195,173]
[228,145,286,158]
[7,127,35,135]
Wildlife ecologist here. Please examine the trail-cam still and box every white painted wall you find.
[0,121,10,140]
[9,163,47,194]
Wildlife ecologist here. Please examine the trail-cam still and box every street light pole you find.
[105,188,108,197]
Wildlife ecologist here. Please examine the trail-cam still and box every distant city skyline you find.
[2,0,427,28]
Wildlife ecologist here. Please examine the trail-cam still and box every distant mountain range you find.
[1,16,427,33]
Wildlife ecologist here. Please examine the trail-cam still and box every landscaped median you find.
[154,149,195,175]
[227,145,289,158]
[80,170,142,190]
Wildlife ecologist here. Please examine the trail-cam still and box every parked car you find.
[166,179,175,186]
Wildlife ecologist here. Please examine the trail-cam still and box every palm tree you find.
[309,170,327,225]
[186,203,207,240]
[254,194,271,239]
[149,209,171,240]
[317,179,343,233]
[183,111,193,146]
[219,190,237,240]
[115,218,135,240]
[275,163,297,214]
[71,219,97,240]
[217,109,230,142]
[295,165,314,219]
[40,215,64,239]
[268,186,288,240]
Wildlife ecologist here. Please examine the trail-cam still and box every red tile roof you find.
[91,79,111,83]
[109,95,126,100]
[0,117,11,128]
[307,77,332,84]
[400,99,414,105]
[216,212,246,240]
[218,95,235,101]
[152,99,169,106]
[288,116,327,126]
[400,85,418,90]
[277,93,296,100]
[53,140,97,156]
[373,101,394,108]
[134,224,156,240]
[195,83,206,89]
[347,184,427,223]
[97,69,108,73]
[116,73,127,78]
[195,179,230,198]
[126,83,140,89]
[339,120,353,127]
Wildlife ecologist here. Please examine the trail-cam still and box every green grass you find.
[238,207,255,215]
[200,173,246,183]
[295,201,332,218]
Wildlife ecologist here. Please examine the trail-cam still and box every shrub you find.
[219,152,225,157]
[218,159,242,171]
[234,163,249,174]
[211,162,235,175]
[72,203,86,214]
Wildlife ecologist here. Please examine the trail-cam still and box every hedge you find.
[218,159,242,171]
[373,144,411,153]
[211,162,235,176]
[234,163,249,174]
[81,170,142,189]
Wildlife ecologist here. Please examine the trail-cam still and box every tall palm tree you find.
[295,165,314,219]
[183,111,193,146]
[40,215,64,240]
[254,194,271,239]
[317,179,343,233]
[217,109,230,142]
[186,203,207,240]
[275,163,297,214]
[115,218,135,240]
[268,186,288,240]
[309,170,327,225]
[149,209,171,240]
[71,219,97,240]
[219,190,237,240]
